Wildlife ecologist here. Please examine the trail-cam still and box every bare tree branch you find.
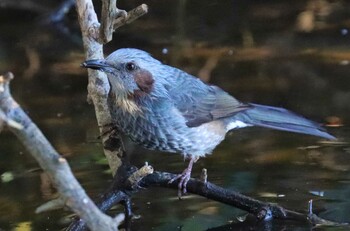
[76,0,124,175]
[68,167,348,230]
[99,1,148,44]
[0,72,123,231]
[142,172,317,223]
[113,4,148,30]
[99,0,126,44]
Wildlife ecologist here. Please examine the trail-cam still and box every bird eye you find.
[125,62,136,71]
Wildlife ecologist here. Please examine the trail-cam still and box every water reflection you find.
[0,0,350,230]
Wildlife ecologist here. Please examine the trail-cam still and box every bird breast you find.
[111,103,227,156]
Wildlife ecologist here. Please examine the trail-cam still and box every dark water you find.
[0,0,350,230]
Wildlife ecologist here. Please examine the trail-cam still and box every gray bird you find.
[82,48,335,196]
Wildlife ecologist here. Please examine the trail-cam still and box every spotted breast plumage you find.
[82,48,335,196]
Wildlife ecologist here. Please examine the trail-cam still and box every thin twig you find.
[36,197,66,214]
[126,162,154,190]
[99,2,148,44]
[113,4,148,30]
[200,168,207,183]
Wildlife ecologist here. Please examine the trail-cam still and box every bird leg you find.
[169,155,199,198]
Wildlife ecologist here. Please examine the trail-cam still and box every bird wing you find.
[166,69,250,127]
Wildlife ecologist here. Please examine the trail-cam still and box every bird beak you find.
[81,59,112,71]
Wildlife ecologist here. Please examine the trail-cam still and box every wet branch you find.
[67,167,347,231]
[0,73,124,231]
[143,172,332,224]
[67,162,153,231]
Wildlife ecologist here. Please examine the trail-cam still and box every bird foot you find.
[168,167,192,199]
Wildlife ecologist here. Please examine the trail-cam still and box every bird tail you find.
[234,104,335,140]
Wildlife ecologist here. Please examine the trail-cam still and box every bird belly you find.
[188,120,227,156]
[112,107,226,157]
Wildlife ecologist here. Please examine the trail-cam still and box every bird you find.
[82,48,335,197]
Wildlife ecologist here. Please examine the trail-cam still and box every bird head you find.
[81,48,168,114]
[81,48,165,100]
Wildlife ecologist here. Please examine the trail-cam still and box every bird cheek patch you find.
[134,69,154,94]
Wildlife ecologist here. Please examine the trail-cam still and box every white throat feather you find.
[112,81,141,114]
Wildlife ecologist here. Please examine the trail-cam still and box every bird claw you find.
[168,167,192,199]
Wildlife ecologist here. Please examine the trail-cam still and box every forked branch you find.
[99,1,148,44]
